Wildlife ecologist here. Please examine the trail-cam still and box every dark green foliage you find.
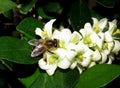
[0,0,120,88]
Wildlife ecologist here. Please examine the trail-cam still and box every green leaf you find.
[75,64,120,88]
[44,2,62,14]
[69,0,91,31]
[3,10,12,19]
[0,0,16,13]
[95,0,115,8]
[20,0,37,14]
[19,69,40,88]
[16,17,43,39]
[90,9,103,19]
[0,36,38,64]
[30,68,79,88]
[37,7,53,20]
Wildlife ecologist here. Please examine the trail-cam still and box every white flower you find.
[107,54,115,64]
[38,48,77,75]
[38,58,57,76]
[69,42,93,73]
[70,31,82,44]
[88,62,96,68]
[33,18,120,76]
[38,28,78,75]
[52,28,72,48]
[35,19,56,39]
[112,40,120,54]
[91,50,101,61]
[108,20,117,34]
[79,23,103,49]
[53,48,77,69]
[100,32,114,55]
[38,53,60,76]
[92,17,108,33]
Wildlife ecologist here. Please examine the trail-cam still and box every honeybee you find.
[28,38,59,59]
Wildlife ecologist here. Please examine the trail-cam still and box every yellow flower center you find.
[49,58,55,63]
[78,55,84,61]
[59,41,64,48]
[103,42,108,49]
[84,37,92,44]
[94,26,101,33]
[76,52,84,61]
[48,55,58,64]
[92,45,99,51]
[42,30,48,37]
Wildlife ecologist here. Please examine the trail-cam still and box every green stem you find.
[0,59,13,71]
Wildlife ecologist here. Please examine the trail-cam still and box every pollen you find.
[84,37,92,44]
[59,41,64,48]
[49,58,55,63]
[78,55,83,61]
[42,30,48,36]
[48,55,58,64]
[103,42,108,49]
[94,26,101,33]
[87,37,92,43]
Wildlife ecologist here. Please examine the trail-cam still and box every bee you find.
[28,38,59,60]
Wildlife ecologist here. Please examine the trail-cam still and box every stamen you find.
[49,58,55,63]
[94,26,101,33]
[42,30,48,37]
[84,37,92,44]
[103,42,108,49]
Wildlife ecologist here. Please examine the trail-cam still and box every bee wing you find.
[31,44,45,57]
[28,39,39,46]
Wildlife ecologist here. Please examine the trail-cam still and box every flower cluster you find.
[32,18,120,75]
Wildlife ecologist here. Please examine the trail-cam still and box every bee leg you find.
[43,52,47,63]
[47,50,54,54]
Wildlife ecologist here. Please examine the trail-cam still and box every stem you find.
[0,59,13,71]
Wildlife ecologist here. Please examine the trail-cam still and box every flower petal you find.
[70,31,82,44]
[101,52,107,63]
[70,61,77,69]
[104,31,113,42]
[66,50,77,61]
[79,28,86,37]
[92,50,101,61]
[76,42,90,52]
[44,19,56,38]
[108,21,117,34]
[53,48,66,59]
[90,33,103,49]
[88,62,96,68]
[38,59,49,70]
[35,27,43,37]
[98,18,108,30]
[84,23,93,34]
[58,58,71,69]
[77,65,83,74]
[107,55,114,64]
[46,64,57,76]
[112,40,120,54]
[52,30,61,39]
[92,17,98,27]
[60,29,71,43]
[80,57,91,67]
